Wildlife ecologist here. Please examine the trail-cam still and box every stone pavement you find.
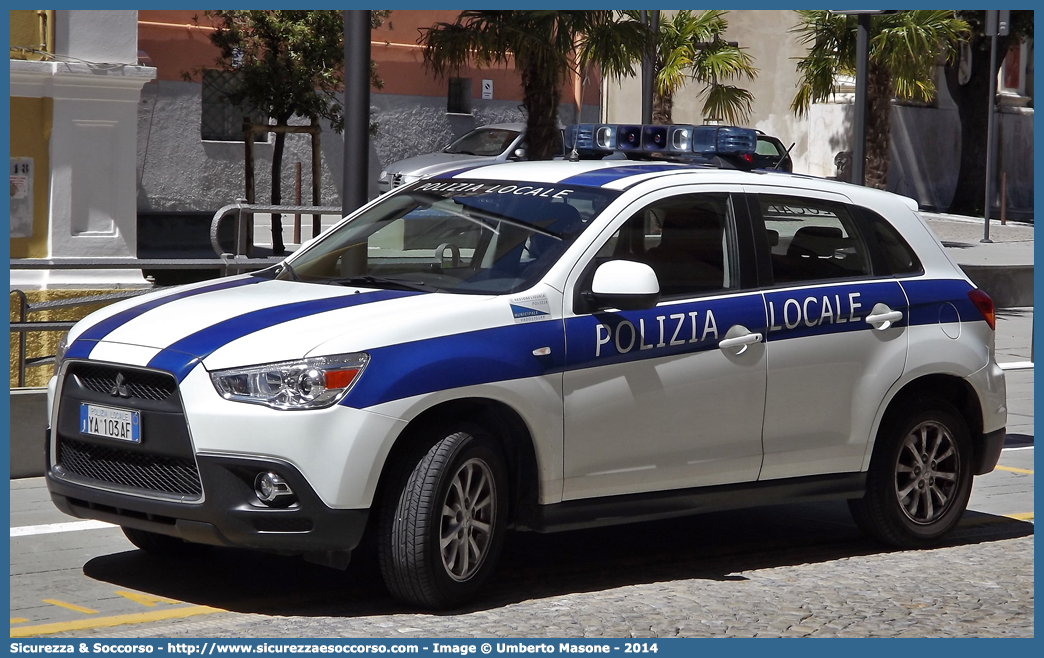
[922,212,1033,308]
[921,212,1034,267]
[49,526,1033,639]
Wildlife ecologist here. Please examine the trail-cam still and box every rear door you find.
[745,189,909,480]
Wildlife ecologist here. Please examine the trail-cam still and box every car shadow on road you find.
[81,500,1033,618]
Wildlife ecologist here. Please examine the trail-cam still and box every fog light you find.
[255,472,295,505]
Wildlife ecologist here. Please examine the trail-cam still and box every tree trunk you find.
[944,33,1015,216]
[864,62,893,191]
[520,62,561,161]
[270,116,289,256]
[652,90,672,125]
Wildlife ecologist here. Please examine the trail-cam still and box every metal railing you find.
[10,287,174,387]
[10,201,341,387]
[210,200,344,258]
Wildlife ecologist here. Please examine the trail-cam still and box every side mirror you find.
[510,147,527,160]
[586,260,660,311]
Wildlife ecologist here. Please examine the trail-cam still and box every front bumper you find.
[47,440,369,553]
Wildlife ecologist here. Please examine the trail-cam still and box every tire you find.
[378,425,508,609]
[122,526,204,557]
[849,399,973,548]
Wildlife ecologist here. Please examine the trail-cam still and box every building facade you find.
[134,10,600,223]
[10,10,156,289]
[604,10,1033,216]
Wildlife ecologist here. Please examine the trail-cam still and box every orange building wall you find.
[137,10,599,106]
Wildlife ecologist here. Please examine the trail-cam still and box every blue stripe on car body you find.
[341,319,566,409]
[343,279,963,409]
[435,165,486,179]
[146,289,422,381]
[761,280,907,341]
[900,278,978,326]
[64,277,262,360]
[557,164,689,188]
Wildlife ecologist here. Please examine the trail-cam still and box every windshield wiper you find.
[329,275,431,292]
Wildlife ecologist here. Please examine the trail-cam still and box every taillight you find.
[968,289,996,330]
[742,153,754,164]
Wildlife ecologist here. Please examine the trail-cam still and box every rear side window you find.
[861,209,923,276]
[757,195,871,284]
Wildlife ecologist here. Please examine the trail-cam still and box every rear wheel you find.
[378,425,508,609]
[122,527,204,557]
[849,400,973,547]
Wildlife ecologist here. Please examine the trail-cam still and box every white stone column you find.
[10,10,156,289]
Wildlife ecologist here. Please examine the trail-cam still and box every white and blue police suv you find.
[47,125,1007,609]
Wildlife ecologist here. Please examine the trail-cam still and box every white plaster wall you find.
[49,72,152,259]
[137,80,351,212]
[137,83,593,213]
[605,9,814,173]
[54,10,139,65]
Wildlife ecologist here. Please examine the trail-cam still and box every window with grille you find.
[201,69,266,141]
[447,77,472,115]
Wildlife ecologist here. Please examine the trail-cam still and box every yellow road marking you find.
[961,512,1034,526]
[115,590,180,607]
[10,618,28,625]
[994,465,1034,475]
[41,599,98,615]
[10,605,224,638]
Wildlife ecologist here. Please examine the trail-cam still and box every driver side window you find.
[596,193,738,298]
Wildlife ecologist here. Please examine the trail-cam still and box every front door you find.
[562,189,767,500]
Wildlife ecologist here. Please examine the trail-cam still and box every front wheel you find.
[378,425,508,609]
[849,400,973,548]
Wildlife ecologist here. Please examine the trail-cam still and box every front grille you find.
[70,364,177,401]
[391,173,404,188]
[58,438,202,499]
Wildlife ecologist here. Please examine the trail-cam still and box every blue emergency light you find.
[567,123,757,159]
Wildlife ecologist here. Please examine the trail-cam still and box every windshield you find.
[443,128,520,156]
[273,179,619,294]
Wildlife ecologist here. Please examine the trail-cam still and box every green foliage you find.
[624,10,757,124]
[200,10,390,133]
[420,11,652,160]
[790,10,970,116]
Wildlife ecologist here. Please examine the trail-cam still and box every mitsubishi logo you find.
[110,373,131,398]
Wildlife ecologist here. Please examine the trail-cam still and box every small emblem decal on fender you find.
[510,294,551,324]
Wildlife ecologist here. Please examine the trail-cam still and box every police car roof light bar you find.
[567,123,757,160]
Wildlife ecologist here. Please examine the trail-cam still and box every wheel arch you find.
[866,373,985,471]
[372,397,540,528]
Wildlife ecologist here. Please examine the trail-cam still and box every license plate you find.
[79,403,141,443]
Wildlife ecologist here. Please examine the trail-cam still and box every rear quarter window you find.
[860,208,923,276]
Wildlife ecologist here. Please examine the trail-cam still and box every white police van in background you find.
[47,124,1006,609]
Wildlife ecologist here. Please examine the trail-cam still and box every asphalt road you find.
[10,311,1034,639]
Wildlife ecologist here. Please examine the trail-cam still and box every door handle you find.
[865,303,903,330]
[719,332,763,355]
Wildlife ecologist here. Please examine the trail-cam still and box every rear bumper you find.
[973,427,1006,476]
[46,444,369,554]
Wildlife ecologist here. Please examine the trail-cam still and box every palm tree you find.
[420,11,651,160]
[791,10,969,190]
[625,10,757,125]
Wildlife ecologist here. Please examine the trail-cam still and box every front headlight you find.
[210,352,369,410]
[53,331,70,377]
[379,170,388,181]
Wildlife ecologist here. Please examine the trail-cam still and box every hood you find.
[384,152,501,177]
[63,276,502,382]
